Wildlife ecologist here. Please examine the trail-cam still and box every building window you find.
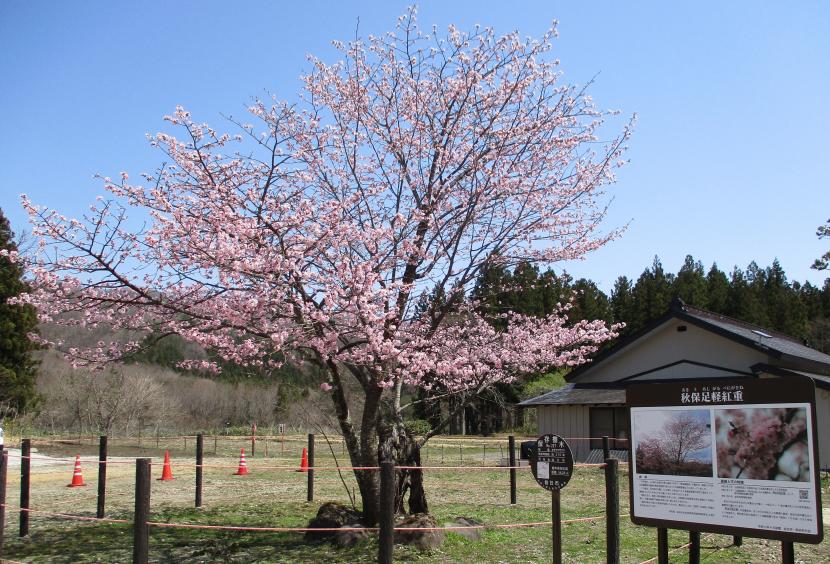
[589,407,629,450]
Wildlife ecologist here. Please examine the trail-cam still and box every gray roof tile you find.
[519,383,626,406]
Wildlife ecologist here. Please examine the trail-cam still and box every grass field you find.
[0,436,827,563]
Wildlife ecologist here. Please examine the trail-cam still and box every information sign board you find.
[531,434,573,491]
[628,376,823,543]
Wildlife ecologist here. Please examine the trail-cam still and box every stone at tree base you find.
[334,524,370,548]
[443,517,483,541]
[393,513,445,551]
[305,502,364,543]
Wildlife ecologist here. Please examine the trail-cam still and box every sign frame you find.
[627,376,823,544]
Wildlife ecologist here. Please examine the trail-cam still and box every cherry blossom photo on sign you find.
[715,407,810,482]
[633,409,713,478]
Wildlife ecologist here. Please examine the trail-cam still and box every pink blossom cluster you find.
[15,9,629,396]
[715,408,809,481]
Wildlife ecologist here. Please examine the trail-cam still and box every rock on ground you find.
[394,513,445,551]
[444,516,484,541]
[305,502,365,544]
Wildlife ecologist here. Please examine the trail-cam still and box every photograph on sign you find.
[714,407,810,481]
[627,377,823,544]
[633,409,712,477]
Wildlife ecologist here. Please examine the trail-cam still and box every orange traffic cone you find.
[234,448,249,476]
[67,455,86,487]
[158,450,175,481]
[297,447,308,472]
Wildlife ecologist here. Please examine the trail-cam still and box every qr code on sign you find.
[799,489,808,500]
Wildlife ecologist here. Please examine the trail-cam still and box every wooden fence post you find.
[307,433,315,502]
[378,460,395,564]
[97,435,108,518]
[19,438,30,537]
[196,433,204,508]
[551,490,562,564]
[602,436,610,460]
[604,458,619,564]
[733,535,742,546]
[0,449,8,556]
[133,458,151,564]
[508,436,517,505]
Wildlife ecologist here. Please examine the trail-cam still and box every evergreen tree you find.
[509,261,543,317]
[705,263,730,314]
[610,275,636,329]
[630,256,674,331]
[0,209,39,413]
[471,261,512,329]
[764,259,807,338]
[538,269,572,317]
[673,255,708,308]
[570,278,612,324]
[728,264,768,326]
[812,218,830,271]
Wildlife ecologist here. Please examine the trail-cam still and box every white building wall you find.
[577,320,770,384]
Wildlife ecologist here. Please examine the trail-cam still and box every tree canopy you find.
[18,9,630,522]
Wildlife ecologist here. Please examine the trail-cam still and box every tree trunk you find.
[325,367,431,525]
[380,420,428,515]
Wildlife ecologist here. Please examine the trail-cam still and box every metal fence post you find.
[657,528,668,564]
[782,541,795,564]
[689,531,700,564]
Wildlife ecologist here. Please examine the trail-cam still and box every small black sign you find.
[531,434,573,491]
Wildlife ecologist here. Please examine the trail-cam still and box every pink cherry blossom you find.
[15,8,631,520]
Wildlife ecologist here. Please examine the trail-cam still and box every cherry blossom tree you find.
[635,412,711,476]
[15,9,631,522]
[662,411,709,464]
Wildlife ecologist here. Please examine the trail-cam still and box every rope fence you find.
[0,435,767,563]
[0,504,613,533]
[0,453,612,472]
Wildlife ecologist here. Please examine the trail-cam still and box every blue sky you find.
[1,1,828,292]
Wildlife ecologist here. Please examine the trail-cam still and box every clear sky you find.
[1,1,828,292]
